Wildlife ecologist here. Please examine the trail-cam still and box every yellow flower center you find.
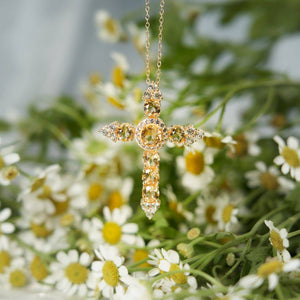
[133,250,150,268]
[105,19,117,35]
[233,135,248,156]
[102,222,122,245]
[88,183,103,202]
[257,260,283,277]
[205,205,217,224]
[89,73,101,86]
[108,191,124,210]
[51,199,69,215]
[9,270,27,288]
[203,136,225,149]
[222,204,234,223]
[30,256,49,281]
[30,222,52,238]
[107,96,125,109]
[281,147,300,167]
[169,264,187,284]
[102,261,119,287]
[185,151,205,175]
[270,230,285,251]
[0,156,4,170]
[60,213,75,227]
[65,263,88,284]
[0,250,11,273]
[31,177,46,192]
[112,66,125,88]
[260,172,279,191]
[2,166,19,181]
[38,184,52,199]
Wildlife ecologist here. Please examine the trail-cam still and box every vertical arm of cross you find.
[141,150,161,219]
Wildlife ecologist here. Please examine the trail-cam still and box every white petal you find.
[57,251,70,265]
[187,276,197,289]
[268,273,278,291]
[79,252,91,266]
[69,249,79,262]
[166,250,180,264]
[1,222,15,234]
[3,153,20,165]
[282,249,291,263]
[239,275,263,289]
[0,208,11,222]
[121,234,136,245]
[118,265,128,277]
[103,206,111,221]
[256,161,267,172]
[279,228,288,239]
[92,261,104,272]
[122,223,138,234]
[264,220,274,230]
[273,135,285,148]
[295,168,300,182]
[283,259,300,272]
[287,136,299,149]
[274,155,284,165]
[78,284,87,297]
[148,268,160,277]
[281,163,290,174]
[159,260,171,272]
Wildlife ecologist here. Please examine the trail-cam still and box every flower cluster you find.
[1,4,300,300]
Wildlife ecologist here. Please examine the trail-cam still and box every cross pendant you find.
[100,82,204,219]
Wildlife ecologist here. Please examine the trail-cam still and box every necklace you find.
[101,0,204,219]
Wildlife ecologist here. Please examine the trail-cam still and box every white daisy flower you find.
[229,131,261,157]
[273,135,300,181]
[195,192,218,233]
[177,142,214,192]
[46,250,94,297]
[265,220,291,262]
[1,256,28,289]
[215,193,239,232]
[0,237,24,275]
[0,141,20,185]
[98,206,138,246]
[127,23,146,54]
[90,245,133,299]
[106,177,133,211]
[239,258,300,291]
[19,164,69,223]
[0,207,15,236]
[164,186,193,221]
[203,131,236,153]
[113,279,152,300]
[148,249,197,292]
[95,10,123,43]
[245,161,295,193]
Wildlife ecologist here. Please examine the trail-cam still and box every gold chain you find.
[145,0,166,86]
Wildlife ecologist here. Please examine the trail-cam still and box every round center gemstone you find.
[135,118,167,150]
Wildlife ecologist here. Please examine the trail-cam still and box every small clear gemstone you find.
[140,197,161,219]
[168,125,186,144]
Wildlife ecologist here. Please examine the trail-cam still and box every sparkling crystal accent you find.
[117,123,135,142]
[168,125,186,145]
[100,121,119,143]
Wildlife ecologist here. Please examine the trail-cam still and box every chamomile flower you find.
[1,257,28,289]
[245,161,295,193]
[99,206,138,246]
[106,177,133,211]
[148,249,197,291]
[0,207,15,237]
[203,132,236,153]
[273,135,300,181]
[265,220,291,262]
[177,142,214,192]
[215,193,239,232]
[164,186,193,221]
[90,245,133,299]
[46,250,94,297]
[0,141,20,185]
[239,258,300,291]
[0,238,23,274]
[229,131,261,157]
[95,10,123,43]
[195,192,218,233]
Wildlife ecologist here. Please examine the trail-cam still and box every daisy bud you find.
[76,238,91,253]
[226,253,235,266]
[177,243,194,258]
[187,227,201,240]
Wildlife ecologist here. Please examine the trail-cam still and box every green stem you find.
[288,229,300,238]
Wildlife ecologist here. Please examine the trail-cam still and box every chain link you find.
[145,0,166,86]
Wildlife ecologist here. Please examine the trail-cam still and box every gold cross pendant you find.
[100,82,204,219]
